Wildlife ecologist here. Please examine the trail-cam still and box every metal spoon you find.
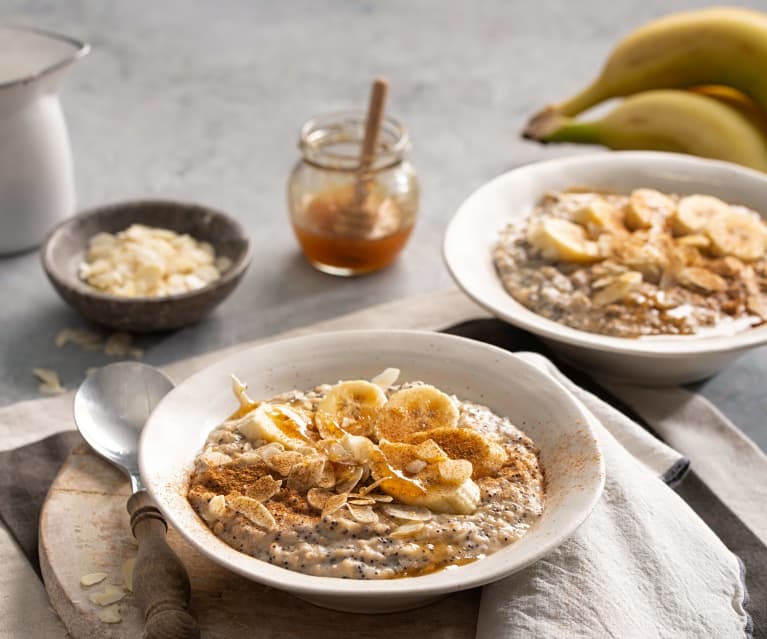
[74,362,200,639]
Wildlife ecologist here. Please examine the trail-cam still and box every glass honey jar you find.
[287,112,419,276]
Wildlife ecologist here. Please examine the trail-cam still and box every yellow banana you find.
[525,89,767,172]
[530,7,767,119]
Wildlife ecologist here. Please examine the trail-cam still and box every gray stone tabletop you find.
[1,0,766,451]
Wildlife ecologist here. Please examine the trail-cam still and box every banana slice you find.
[316,380,386,437]
[591,271,643,306]
[237,403,314,451]
[625,189,674,231]
[672,195,729,236]
[405,427,508,479]
[572,198,626,236]
[705,209,765,261]
[372,440,480,515]
[676,267,727,293]
[527,217,601,263]
[374,385,459,442]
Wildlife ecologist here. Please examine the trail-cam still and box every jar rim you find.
[298,110,409,171]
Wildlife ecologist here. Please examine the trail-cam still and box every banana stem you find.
[523,109,600,145]
[552,81,608,117]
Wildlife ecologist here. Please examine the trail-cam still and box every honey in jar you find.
[287,112,419,276]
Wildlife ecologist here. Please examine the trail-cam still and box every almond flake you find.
[208,495,227,519]
[321,493,349,518]
[348,498,376,506]
[97,604,122,624]
[390,522,425,538]
[32,368,65,395]
[228,495,277,530]
[248,475,282,502]
[382,504,432,522]
[346,504,379,524]
[334,465,364,493]
[121,558,135,592]
[89,584,126,606]
[287,457,325,492]
[307,487,333,510]
[80,572,108,587]
[371,367,400,389]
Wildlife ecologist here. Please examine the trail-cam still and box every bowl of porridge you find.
[140,330,604,613]
[444,151,767,384]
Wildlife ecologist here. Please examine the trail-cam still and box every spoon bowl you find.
[74,362,174,490]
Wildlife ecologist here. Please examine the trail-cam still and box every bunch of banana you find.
[523,7,767,171]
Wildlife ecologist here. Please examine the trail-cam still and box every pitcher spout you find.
[0,25,89,99]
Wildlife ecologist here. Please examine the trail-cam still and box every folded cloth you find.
[476,352,751,639]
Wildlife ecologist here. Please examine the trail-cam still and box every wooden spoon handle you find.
[127,490,200,639]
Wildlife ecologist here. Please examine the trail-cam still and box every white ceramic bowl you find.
[140,330,604,613]
[444,151,767,385]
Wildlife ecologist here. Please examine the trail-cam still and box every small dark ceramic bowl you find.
[41,200,252,332]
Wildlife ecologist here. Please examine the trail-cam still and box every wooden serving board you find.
[40,445,480,638]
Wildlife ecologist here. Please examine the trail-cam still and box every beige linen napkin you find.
[475,353,750,639]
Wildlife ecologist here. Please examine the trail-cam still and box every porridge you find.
[493,189,767,337]
[187,368,544,579]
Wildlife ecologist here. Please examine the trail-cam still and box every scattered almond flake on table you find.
[97,604,122,624]
[104,332,143,358]
[32,368,65,395]
[79,572,108,587]
[55,327,103,350]
[121,557,136,592]
[88,584,126,606]
[85,367,100,376]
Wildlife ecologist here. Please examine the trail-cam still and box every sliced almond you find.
[80,572,108,588]
[371,367,401,389]
[121,558,136,592]
[228,495,277,531]
[97,604,122,624]
[264,450,305,476]
[591,271,643,307]
[307,487,334,510]
[747,295,767,321]
[317,462,336,489]
[348,497,377,506]
[207,494,227,519]
[346,504,379,524]
[382,503,433,521]
[248,475,282,502]
[89,584,126,606]
[321,492,349,518]
[287,458,325,492]
[677,267,727,293]
[390,522,426,538]
[334,465,364,493]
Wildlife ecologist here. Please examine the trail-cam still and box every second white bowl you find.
[444,151,767,384]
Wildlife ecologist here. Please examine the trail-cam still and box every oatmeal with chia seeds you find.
[493,189,767,337]
[187,368,544,579]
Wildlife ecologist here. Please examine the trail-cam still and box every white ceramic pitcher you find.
[0,26,88,255]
